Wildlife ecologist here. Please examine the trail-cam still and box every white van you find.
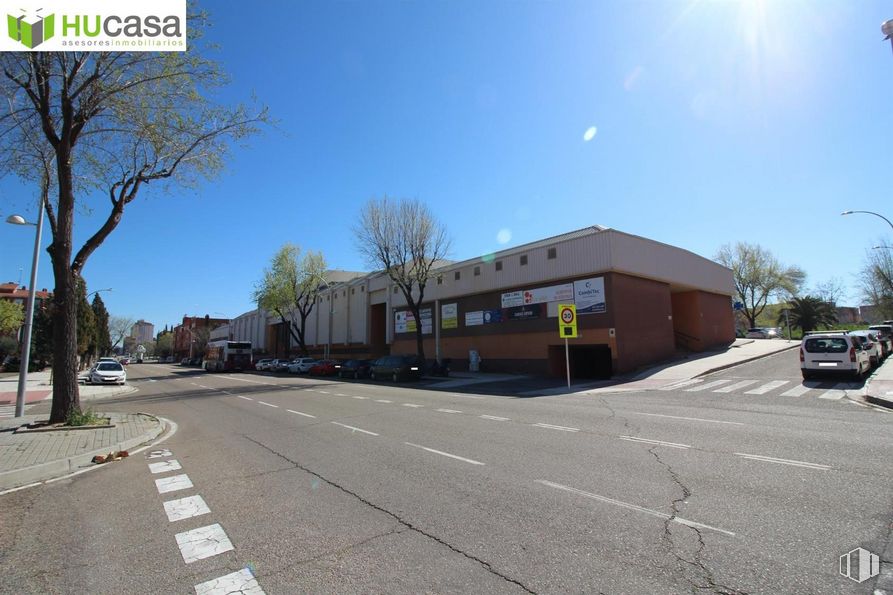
[800,332,870,380]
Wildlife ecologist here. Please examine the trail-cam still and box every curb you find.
[875,528,893,594]
[693,344,800,378]
[0,413,165,491]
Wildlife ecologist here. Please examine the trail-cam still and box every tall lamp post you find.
[883,20,893,54]
[6,201,46,418]
[841,210,893,232]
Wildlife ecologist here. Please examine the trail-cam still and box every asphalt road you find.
[1,352,890,594]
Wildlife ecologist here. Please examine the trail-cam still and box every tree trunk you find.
[49,268,79,423]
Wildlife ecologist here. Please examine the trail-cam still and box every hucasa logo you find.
[5,6,183,51]
[7,9,55,49]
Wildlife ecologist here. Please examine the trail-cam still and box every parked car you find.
[868,325,893,360]
[308,360,339,376]
[746,327,780,339]
[1,355,47,373]
[90,361,127,385]
[800,331,870,380]
[271,359,291,373]
[850,331,881,367]
[337,359,372,379]
[119,357,130,365]
[288,357,317,374]
[255,358,273,371]
[369,355,424,382]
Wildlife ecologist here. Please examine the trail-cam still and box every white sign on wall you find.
[574,277,606,314]
[501,283,574,308]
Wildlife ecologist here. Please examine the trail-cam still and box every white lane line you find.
[352,396,369,400]
[222,376,267,384]
[197,385,210,389]
[318,391,330,394]
[618,436,691,449]
[258,401,279,408]
[237,395,253,401]
[480,415,510,421]
[374,399,393,403]
[780,384,812,397]
[146,448,173,459]
[734,452,830,471]
[818,383,848,400]
[536,480,735,537]
[450,394,484,399]
[175,523,234,563]
[685,379,734,392]
[533,422,579,432]
[404,442,485,466]
[287,409,316,418]
[335,393,347,397]
[745,380,790,395]
[628,412,744,426]
[331,421,379,436]
[659,379,703,391]
[402,403,423,408]
[148,460,182,474]
[195,568,266,595]
[436,408,462,414]
[712,380,759,393]
[155,474,193,494]
[163,495,211,522]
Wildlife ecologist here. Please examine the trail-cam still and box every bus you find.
[203,340,253,372]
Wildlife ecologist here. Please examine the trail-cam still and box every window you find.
[474,266,480,276]
[393,286,398,294]
[351,288,355,295]
[520,254,528,266]
[495,261,502,271]
[437,275,443,285]
[454,271,461,281]
[547,247,557,259]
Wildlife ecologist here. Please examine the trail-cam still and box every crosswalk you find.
[659,378,859,401]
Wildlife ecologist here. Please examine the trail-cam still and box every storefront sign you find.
[574,277,606,314]
[465,311,484,326]
[483,309,502,324]
[504,304,543,320]
[395,311,408,333]
[441,303,458,329]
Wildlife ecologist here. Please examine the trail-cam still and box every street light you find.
[883,19,893,54]
[841,210,893,232]
[6,203,46,418]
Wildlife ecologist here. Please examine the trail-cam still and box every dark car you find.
[309,360,339,376]
[337,359,372,379]
[369,355,424,382]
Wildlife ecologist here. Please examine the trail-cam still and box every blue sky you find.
[2,0,893,333]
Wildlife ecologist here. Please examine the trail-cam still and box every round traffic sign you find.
[560,307,575,324]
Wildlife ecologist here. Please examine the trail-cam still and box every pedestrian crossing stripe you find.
[685,379,734,392]
[745,380,789,395]
[658,378,859,400]
[714,380,760,393]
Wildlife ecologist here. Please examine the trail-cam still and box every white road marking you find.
[237,396,253,401]
[618,436,690,449]
[818,383,848,400]
[533,422,579,432]
[335,393,347,397]
[352,396,369,400]
[147,379,157,383]
[163,495,211,522]
[318,391,330,394]
[197,385,210,389]
[436,408,462,414]
[779,384,812,397]
[375,399,393,403]
[175,523,234,563]
[404,442,485,466]
[685,379,734,392]
[258,401,279,408]
[331,421,379,436]
[225,376,268,384]
[195,568,266,595]
[450,393,484,399]
[628,412,744,426]
[155,474,194,494]
[734,452,830,471]
[402,403,422,408]
[148,460,182,474]
[712,380,760,393]
[287,409,316,418]
[659,379,703,391]
[745,380,790,395]
[146,449,173,459]
[480,415,510,421]
[536,480,735,537]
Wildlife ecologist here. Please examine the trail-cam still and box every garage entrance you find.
[548,344,613,379]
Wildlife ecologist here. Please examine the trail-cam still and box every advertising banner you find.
[420,308,433,335]
[395,311,408,334]
[441,303,458,329]
[574,277,606,314]
[465,311,484,326]
[501,283,574,308]
[503,304,543,320]
[483,309,502,324]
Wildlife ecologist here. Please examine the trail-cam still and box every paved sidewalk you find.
[863,355,893,410]
[0,370,138,417]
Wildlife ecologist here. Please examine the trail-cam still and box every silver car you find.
[90,361,127,385]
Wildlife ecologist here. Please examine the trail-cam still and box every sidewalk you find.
[863,355,893,410]
[0,369,158,493]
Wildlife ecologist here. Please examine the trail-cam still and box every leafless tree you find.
[860,248,893,319]
[0,18,268,421]
[355,197,450,362]
[109,316,135,351]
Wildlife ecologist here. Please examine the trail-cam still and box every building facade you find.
[236,226,735,377]
[173,315,229,360]
[130,319,155,344]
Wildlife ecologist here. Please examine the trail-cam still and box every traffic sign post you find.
[558,304,577,388]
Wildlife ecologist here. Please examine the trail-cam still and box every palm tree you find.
[779,296,838,334]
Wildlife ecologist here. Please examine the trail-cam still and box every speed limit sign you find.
[558,304,577,338]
